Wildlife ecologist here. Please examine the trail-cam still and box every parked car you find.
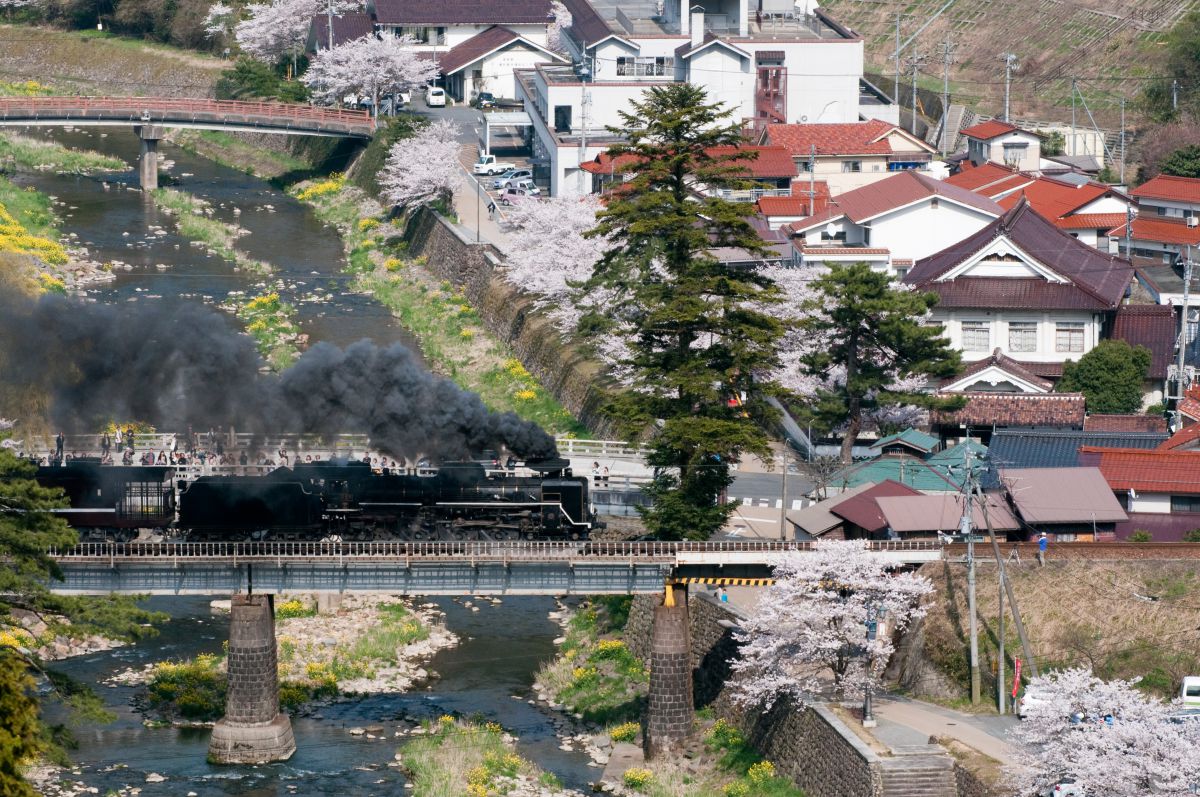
[473,154,517,176]
[425,86,446,107]
[498,186,539,205]
[507,178,541,195]
[1182,675,1200,708]
[471,92,496,109]
[1041,776,1084,797]
[492,169,532,190]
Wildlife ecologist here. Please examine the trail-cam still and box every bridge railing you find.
[0,97,373,127]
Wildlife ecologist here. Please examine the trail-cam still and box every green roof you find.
[829,455,964,493]
[927,439,988,464]
[870,428,939,454]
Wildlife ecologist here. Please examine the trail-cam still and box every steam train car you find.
[177,475,326,540]
[34,462,175,542]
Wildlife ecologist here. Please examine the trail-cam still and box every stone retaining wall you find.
[403,209,619,438]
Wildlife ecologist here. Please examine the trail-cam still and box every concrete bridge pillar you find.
[208,594,296,765]
[644,583,693,759]
[134,124,163,191]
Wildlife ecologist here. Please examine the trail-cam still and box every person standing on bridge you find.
[54,431,64,464]
[1037,532,1048,566]
[101,433,110,459]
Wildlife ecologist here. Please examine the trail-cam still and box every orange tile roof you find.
[763,119,929,157]
[1108,216,1200,246]
[944,161,1024,192]
[1180,397,1200,421]
[1078,446,1200,494]
[798,245,890,255]
[757,196,808,216]
[995,176,1113,219]
[1131,174,1200,204]
[579,151,642,174]
[1159,425,1200,451]
[707,145,797,178]
[960,119,1019,140]
[1056,213,1128,230]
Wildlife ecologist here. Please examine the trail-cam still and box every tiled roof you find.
[707,145,798,178]
[762,119,932,158]
[1056,213,1128,231]
[828,479,923,532]
[1083,413,1168,434]
[995,177,1115,220]
[871,427,940,454]
[946,348,1054,391]
[945,162,1025,193]
[1016,360,1065,379]
[960,119,1020,140]
[757,196,809,216]
[1158,424,1200,451]
[1114,512,1200,542]
[999,467,1128,523]
[1108,216,1200,247]
[786,482,875,536]
[937,392,1087,428]
[1111,303,1177,379]
[1131,174,1200,204]
[309,13,375,48]
[1179,396,1200,421]
[559,0,613,45]
[828,456,964,493]
[373,0,551,25]
[439,26,524,75]
[798,245,890,256]
[579,151,642,175]
[926,439,989,464]
[987,428,1168,470]
[1078,446,1200,494]
[905,200,1133,311]
[789,170,1002,234]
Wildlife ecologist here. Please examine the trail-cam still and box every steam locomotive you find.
[34,458,600,542]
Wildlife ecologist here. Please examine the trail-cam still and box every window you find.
[962,321,990,352]
[930,198,939,209]
[841,160,862,173]
[615,56,672,77]
[1055,322,1085,353]
[553,105,572,133]
[1170,496,1200,513]
[1157,206,1168,216]
[1008,321,1038,353]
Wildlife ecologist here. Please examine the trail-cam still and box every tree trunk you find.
[840,333,860,465]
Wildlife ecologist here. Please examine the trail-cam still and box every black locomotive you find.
[36,457,598,542]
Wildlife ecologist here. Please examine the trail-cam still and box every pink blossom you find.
[378,119,462,207]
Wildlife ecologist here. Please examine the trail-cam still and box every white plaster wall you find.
[778,40,862,124]
[472,48,561,99]
[1076,195,1129,214]
[1129,492,1171,513]
[688,48,752,119]
[931,309,1103,364]
[869,201,996,261]
[811,156,895,195]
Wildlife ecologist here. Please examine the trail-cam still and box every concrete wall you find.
[403,209,619,438]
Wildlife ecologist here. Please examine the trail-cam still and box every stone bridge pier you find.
[208,594,296,764]
[644,583,694,759]
[134,124,163,191]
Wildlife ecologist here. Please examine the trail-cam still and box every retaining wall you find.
[403,208,619,438]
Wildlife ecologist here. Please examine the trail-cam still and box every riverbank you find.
[168,129,316,181]
[290,177,588,435]
[0,175,112,292]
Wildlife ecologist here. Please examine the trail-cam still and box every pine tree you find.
[588,84,785,540]
[798,263,962,464]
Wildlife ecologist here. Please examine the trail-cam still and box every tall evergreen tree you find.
[0,437,163,791]
[588,84,784,540]
[798,263,962,464]
[1058,340,1152,414]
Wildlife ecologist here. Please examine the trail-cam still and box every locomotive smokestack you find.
[0,294,558,461]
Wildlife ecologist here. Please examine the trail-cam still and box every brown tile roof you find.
[1111,303,1177,379]
[559,0,614,46]
[905,200,1133,311]
[762,119,933,157]
[798,245,890,256]
[937,392,1087,427]
[372,0,551,25]
[789,170,1002,234]
[439,26,522,74]
[1108,216,1200,247]
[309,13,375,49]
[1131,174,1200,204]
[960,119,1020,140]
[1056,213,1128,231]
[946,348,1054,391]
[707,145,798,178]
[1083,414,1169,434]
[828,479,923,533]
[1078,446,1200,494]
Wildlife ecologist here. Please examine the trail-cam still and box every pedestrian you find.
[601,465,610,486]
[114,427,122,450]
[1037,532,1048,566]
[716,586,728,603]
[54,431,64,464]
[591,461,601,486]
[101,433,111,457]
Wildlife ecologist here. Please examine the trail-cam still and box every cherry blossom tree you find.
[729,541,934,709]
[546,0,573,55]
[1010,668,1200,797]
[204,2,236,40]
[235,0,361,64]
[302,34,437,114]
[378,119,461,208]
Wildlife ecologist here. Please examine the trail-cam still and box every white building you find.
[961,119,1042,172]
[366,0,551,51]
[438,26,567,101]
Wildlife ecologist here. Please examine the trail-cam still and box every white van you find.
[1183,676,1200,708]
[425,86,446,107]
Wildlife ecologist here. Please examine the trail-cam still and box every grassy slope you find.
[913,559,1200,704]
[820,0,1196,123]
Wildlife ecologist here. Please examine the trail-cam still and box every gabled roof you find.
[1110,303,1177,380]
[944,161,1027,193]
[870,427,939,455]
[937,393,1087,428]
[1108,216,1200,247]
[372,0,551,25]
[559,0,620,47]
[1078,446,1200,494]
[438,26,565,75]
[999,467,1128,523]
[943,348,1054,393]
[308,13,376,49]
[927,439,989,464]
[960,119,1020,140]
[829,455,964,493]
[877,493,1020,533]
[786,482,874,536]
[788,170,1002,235]
[1159,424,1200,451]
[988,428,1168,470]
[1056,213,1128,231]
[828,479,923,533]
[762,119,934,158]
[904,199,1133,311]
[995,176,1121,221]
[757,196,808,217]
[1131,174,1200,205]
[707,145,798,179]
[1083,413,1169,434]
[675,35,750,61]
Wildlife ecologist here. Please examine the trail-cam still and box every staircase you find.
[880,754,958,797]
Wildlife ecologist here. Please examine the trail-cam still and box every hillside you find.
[821,0,1198,126]
[891,558,1200,703]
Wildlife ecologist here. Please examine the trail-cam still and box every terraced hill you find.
[821,0,1199,125]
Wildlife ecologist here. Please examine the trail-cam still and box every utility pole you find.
[1001,53,1018,122]
[1120,97,1127,185]
[905,53,929,137]
[978,485,1040,684]
[894,11,901,112]
[577,57,592,195]
[326,0,335,49]
[1070,77,1077,157]
[779,449,789,541]
[1173,78,1179,113]
[1178,242,1195,408]
[959,445,980,704]
[938,35,956,158]
[807,144,817,215]
[1125,203,1133,261]
[998,565,1006,714]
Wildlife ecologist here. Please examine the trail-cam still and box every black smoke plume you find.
[0,294,558,461]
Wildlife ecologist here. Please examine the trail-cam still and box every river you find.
[15,130,590,794]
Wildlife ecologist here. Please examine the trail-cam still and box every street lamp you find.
[862,605,881,727]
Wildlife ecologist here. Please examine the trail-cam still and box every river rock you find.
[348,727,366,736]
[144,772,165,783]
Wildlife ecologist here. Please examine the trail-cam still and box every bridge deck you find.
[0,97,375,138]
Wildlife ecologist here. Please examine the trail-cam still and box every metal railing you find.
[715,187,792,203]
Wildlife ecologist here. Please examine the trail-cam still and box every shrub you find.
[609,721,640,743]
[1183,529,1200,543]
[748,760,776,785]
[1129,530,1153,542]
[706,718,744,750]
[622,768,653,790]
[724,782,751,797]
[276,598,315,619]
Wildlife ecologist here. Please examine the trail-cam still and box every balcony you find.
[715,187,792,202]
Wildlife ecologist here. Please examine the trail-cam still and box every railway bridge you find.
[0,97,375,189]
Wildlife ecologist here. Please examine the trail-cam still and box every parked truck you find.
[472,154,517,176]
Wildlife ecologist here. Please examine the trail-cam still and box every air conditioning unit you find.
[1188,215,1198,229]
